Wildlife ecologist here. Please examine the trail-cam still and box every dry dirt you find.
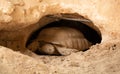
[0,0,120,74]
[0,40,120,74]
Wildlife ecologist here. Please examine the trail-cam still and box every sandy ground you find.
[0,0,120,74]
[0,40,120,74]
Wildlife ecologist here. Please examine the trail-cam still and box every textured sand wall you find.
[0,0,120,74]
[0,40,120,74]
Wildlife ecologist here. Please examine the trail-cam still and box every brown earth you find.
[0,0,120,74]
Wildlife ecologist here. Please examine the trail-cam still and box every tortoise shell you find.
[28,27,92,55]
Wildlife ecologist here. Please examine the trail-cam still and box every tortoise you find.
[28,27,92,55]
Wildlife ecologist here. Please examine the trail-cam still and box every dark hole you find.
[40,20,101,44]
[26,19,102,55]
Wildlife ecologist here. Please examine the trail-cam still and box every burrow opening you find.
[26,14,102,56]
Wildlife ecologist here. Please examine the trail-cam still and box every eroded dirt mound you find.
[0,40,120,74]
[0,0,120,74]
